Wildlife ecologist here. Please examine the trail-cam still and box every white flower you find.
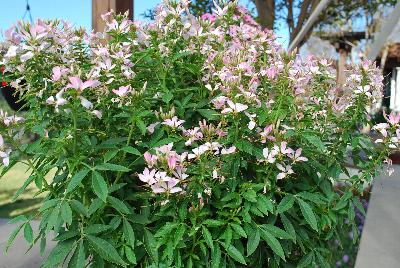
[79,96,93,109]
[276,163,293,180]
[221,146,236,155]
[188,145,208,159]
[20,51,34,62]
[263,148,277,163]
[92,110,102,119]
[221,100,248,114]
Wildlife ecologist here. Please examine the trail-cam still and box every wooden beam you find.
[92,0,134,32]
[288,0,331,52]
[367,1,400,61]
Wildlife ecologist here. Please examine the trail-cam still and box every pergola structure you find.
[92,0,134,32]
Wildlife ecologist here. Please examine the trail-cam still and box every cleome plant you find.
[0,0,398,267]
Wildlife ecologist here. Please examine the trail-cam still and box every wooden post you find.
[92,0,134,32]
[337,48,348,84]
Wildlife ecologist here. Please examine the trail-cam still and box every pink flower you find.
[162,116,185,129]
[273,141,293,155]
[147,122,160,134]
[260,125,275,143]
[288,148,308,162]
[212,96,228,109]
[384,111,400,126]
[144,152,158,167]
[112,85,131,97]
[201,13,216,23]
[265,66,277,80]
[66,76,100,91]
[138,168,157,185]
[184,127,203,146]
[52,66,69,81]
[167,154,177,170]
[151,176,182,194]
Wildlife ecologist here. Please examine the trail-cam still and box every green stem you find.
[114,118,136,185]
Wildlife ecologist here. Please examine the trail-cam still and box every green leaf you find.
[122,146,141,156]
[6,223,24,251]
[154,222,178,238]
[235,139,253,155]
[12,175,35,201]
[69,240,85,268]
[42,240,75,268]
[70,200,88,217]
[84,224,110,235]
[231,223,247,238]
[198,109,219,120]
[277,195,295,214]
[280,213,296,240]
[61,202,73,226]
[297,198,318,231]
[225,244,247,265]
[136,118,147,135]
[24,222,34,244]
[243,190,257,203]
[303,134,327,153]
[88,198,104,216]
[202,226,214,250]
[203,219,225,227]
[257,195,274,213]
[144,229,158,265]
[297,251,314,268]
[125,246,137,264]
[95,163,130,172]
[92,171,108,202]
[66,168,90,194]
[123,219,135,248]
[108,196,131,214]
[211,243,221,268]
[259,228,286,260]
[246,227,260,256]
[87,235,126,266]
[261,224,292,240]
[8,215,27,225]
[103,150,119,163]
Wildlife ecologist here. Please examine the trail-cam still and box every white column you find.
[390,68,396,110]
[396,67,400,112]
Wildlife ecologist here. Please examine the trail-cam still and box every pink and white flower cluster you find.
[139,143,187,194]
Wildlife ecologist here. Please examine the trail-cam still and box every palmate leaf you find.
[91,171,108,202]
[277,195,295,214]
[107,196,131,214]
[123,218,136,248]
[246,227,260,256]
[41,239,75,268]
[95,163,130,172]
[297,198,319,231]
[87,235,126,266]
[259,228,286,261]
[65,168,90,194]
[225,244,247,265]
[202,226,214,250]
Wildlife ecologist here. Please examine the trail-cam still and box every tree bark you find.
[254,0,275,29]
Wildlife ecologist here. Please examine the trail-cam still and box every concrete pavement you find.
[355,167,400,268]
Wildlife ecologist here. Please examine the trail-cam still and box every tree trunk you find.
[92,0,134,33]
[254,0,275,29]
